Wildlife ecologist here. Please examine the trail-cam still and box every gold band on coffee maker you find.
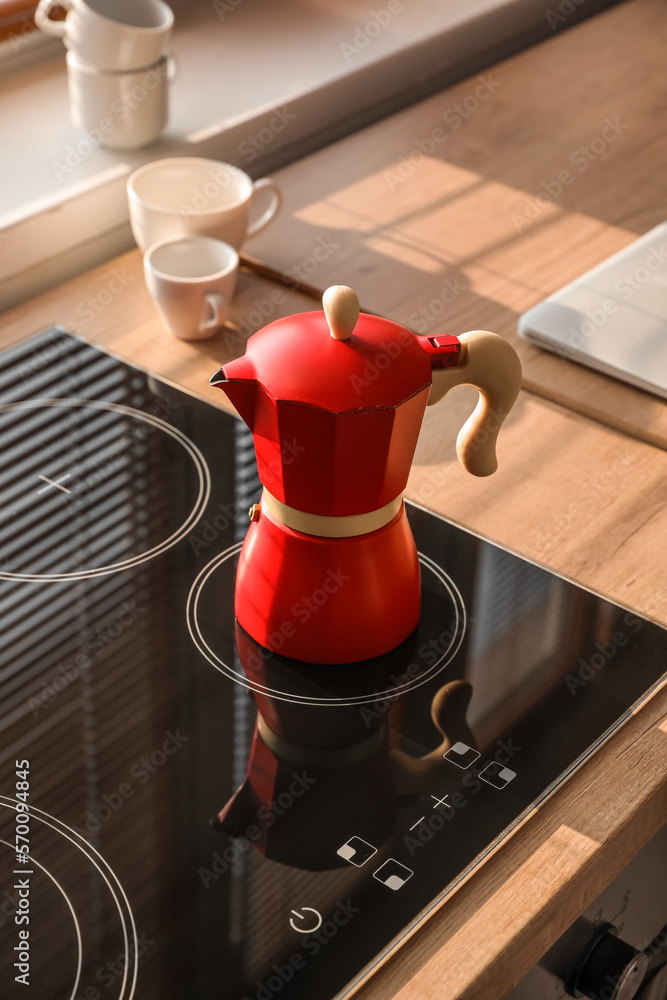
[260,488,403,538]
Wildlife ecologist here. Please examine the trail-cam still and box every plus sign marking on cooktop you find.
[36,473,72,495]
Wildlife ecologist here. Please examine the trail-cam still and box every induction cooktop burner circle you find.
[0,797,138,1000]
[0,838,82,999]
[0,399,210,582]
[186,544,466,706]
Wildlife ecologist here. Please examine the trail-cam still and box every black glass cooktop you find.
[1,328,665,1000]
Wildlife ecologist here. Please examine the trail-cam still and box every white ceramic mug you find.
[67,51,173,150]
[144,236,239,340]
[35,0,173,71]
[127,158,282,253]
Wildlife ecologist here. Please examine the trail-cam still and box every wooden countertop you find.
[1,2,666,997]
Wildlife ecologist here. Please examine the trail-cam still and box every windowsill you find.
[0,0,612,313]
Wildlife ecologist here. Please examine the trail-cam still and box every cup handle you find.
[200,292,228,333]
[167,53,178,82]
[246,178,282,239]
[35,0,71,37]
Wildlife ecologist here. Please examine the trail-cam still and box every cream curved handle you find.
[35,0,71,36]
[428,330,522,477]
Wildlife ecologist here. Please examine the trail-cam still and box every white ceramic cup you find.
[144,236,239,341]
[66,50,172,150]
[35,0,173,72]
[127,158,282,253]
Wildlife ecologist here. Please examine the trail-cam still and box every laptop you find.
[518,221,667,399]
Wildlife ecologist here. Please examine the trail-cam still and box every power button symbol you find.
[289,907,322,934]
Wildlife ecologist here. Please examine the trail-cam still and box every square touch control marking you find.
[337,836,377,867]
[443,741,480,769]
[479,762,516,789]
[373,860,414,891]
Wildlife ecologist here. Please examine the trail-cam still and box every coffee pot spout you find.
[209,364,257,427]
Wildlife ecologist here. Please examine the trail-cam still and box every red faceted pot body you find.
[217,311,442,517]
[236,498,421,663]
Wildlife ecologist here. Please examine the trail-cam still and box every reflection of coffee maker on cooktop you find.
[210,284,522,665]
[213,623,478,872]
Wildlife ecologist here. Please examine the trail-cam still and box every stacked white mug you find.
[35,0,174,149]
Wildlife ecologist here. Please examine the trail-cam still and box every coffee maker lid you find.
[220,286,434,413]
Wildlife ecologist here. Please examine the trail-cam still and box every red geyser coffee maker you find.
[211,285,521,664]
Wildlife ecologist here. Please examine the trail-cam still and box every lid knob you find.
[322,285,359,340]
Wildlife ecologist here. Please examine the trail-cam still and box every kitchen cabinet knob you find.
[571,924,648,1000]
